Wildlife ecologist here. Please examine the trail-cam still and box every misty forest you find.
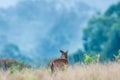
[0,0,119,67]
[0,0,120,80]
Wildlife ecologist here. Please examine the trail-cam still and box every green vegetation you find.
[83,2,120,61]
[84,54,93,64]
[114,50,120,61]
[69,2,120,64]
[0,58,31,70]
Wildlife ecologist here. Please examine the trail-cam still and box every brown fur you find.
[50,50,69,73]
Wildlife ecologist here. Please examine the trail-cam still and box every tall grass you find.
[0,62,120,80]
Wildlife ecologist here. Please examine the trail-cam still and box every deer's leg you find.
[50,63,55,73]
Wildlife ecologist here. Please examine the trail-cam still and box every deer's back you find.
[50,58,69,72]
[53,58,68,64]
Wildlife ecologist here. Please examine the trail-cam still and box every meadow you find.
[0,62,120,80]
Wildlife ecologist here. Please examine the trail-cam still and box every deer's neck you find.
[65,57,68,60]
[62,57,68,62]
[61,55,68,59]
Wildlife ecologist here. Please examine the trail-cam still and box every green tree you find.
[69,49,84,64]
[83,2,120,61]
[105,2,120,17]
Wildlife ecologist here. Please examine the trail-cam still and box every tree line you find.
[69,2,120,63]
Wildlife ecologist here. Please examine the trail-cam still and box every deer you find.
[50,50,69,73]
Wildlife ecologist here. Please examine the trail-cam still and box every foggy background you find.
[0,0,119,66]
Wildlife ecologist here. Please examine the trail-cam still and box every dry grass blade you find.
[0,63,120,80]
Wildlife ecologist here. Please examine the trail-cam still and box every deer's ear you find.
[60,50,64,53]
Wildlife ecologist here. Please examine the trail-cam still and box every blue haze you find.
[0,0,119,65]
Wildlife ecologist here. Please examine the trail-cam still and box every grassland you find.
[0,62,120,80]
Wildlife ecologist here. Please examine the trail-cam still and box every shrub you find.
[0,58,31,70]
[114,50,120,62]
[84,54,100,64]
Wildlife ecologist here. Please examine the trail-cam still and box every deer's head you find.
[60,50,68,59]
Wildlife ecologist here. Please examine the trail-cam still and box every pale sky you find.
[0,0,119,12]
[0,0,20,8]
